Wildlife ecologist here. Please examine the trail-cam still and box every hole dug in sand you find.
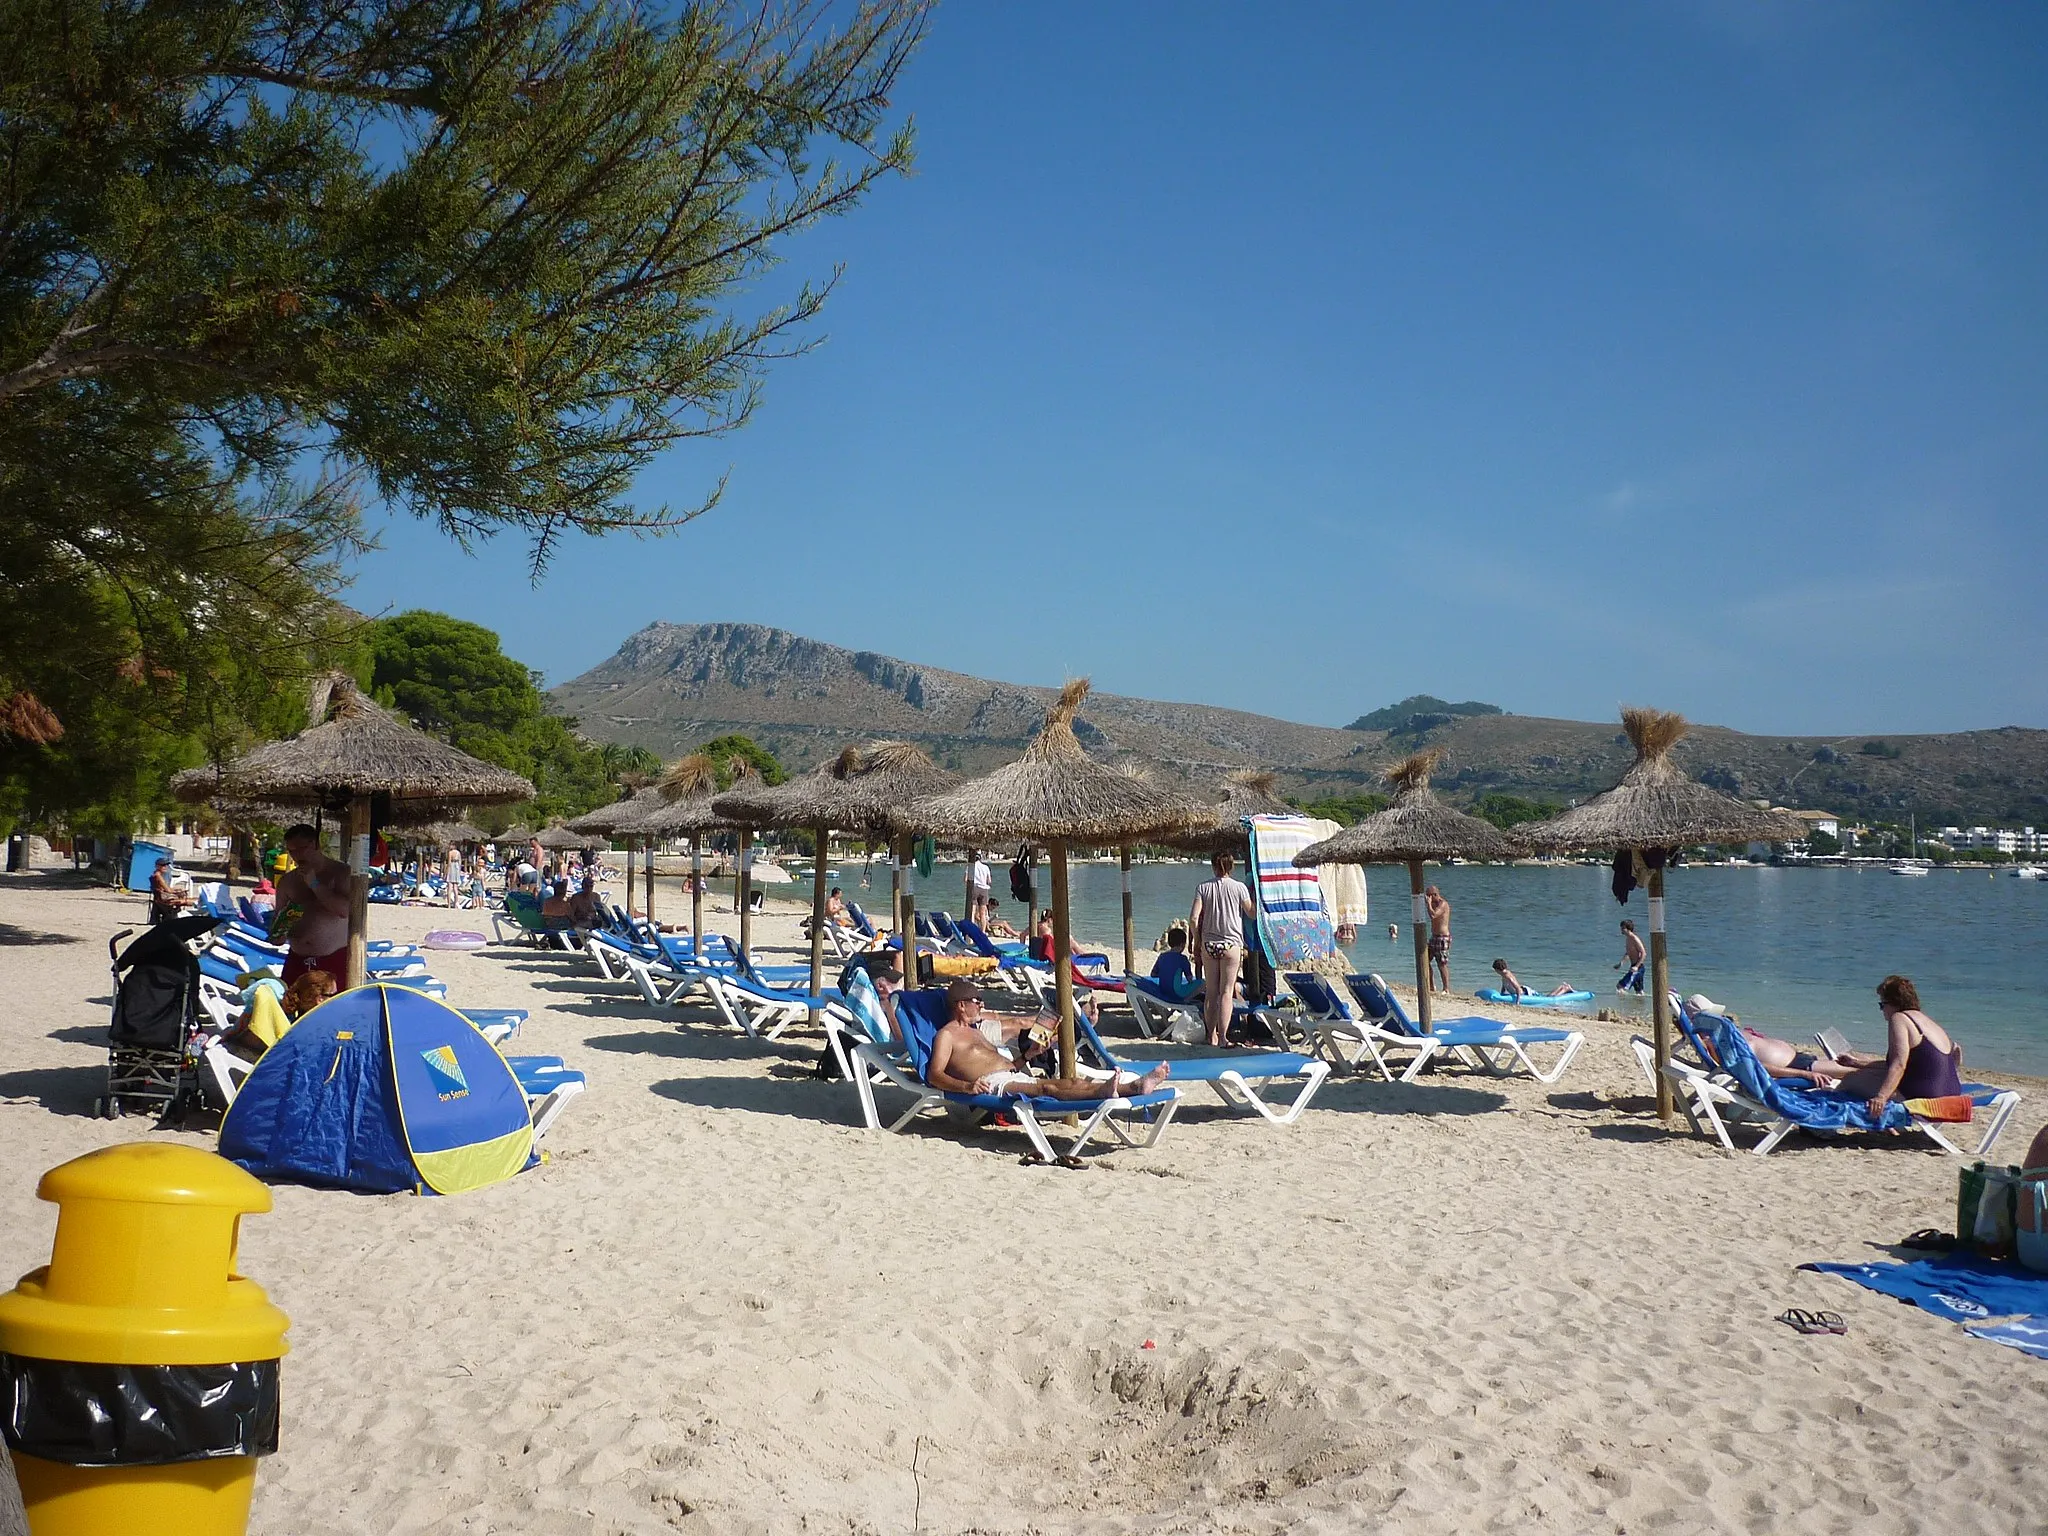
[918,1342,1368,1524]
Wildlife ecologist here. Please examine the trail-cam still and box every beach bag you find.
[2018,1171,2048,1276]
[1164,1009,1203,1046]
[1959,1162,2023,1261]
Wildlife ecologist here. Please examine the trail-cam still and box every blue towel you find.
[1707,1018,1912,1133]
[1804,1253,2048,1323]
[1965,1315,2048,1359]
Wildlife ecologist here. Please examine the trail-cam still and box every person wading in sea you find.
[1425,884,1452,994]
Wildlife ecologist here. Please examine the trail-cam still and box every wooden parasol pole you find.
[892,836,908,949]
[1408,858,1432,1032]
[690,833,704,959]
[639,836,652,926]
[623,836,639,918]
[1648,861,1673,1121]
[737,829,754,956]
[345,794,371,990]
[1051,837,1076,1080]
[808,822,829,1019]
[1120,844,1136,979]
[900,858,918,985]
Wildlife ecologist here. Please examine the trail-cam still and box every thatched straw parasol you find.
[1168,769,1297,855]
[1520,708,1807,1119]
[1293,750,1524,1031]
[534,823,603,851]
[712,742,956,1008]
[893,680,1205,1078]
[172,676,531,986]
[414,819,489,847]
[645,754,726,950]
[569,786,668,922]
[835,740,955,976]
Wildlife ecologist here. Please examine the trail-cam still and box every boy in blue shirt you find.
[1149,927,1200,1001]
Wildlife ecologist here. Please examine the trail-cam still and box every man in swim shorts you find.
[1617,918,1647,993]
[924,982,1169,1100]
[1425,885,1452,993]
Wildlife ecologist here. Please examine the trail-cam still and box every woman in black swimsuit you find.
[1832,975,1964,1119]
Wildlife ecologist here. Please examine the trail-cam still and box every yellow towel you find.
[927,954,999,978]
[243,988,294,1050]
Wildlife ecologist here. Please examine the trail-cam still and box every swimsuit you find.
[1429,933,1451,961]
[1897,1026,1962,1100]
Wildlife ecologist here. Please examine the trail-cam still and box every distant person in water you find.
[1490,959,1576,999]
[1425,885,1452,992]
[1387,923,1399,944]
[1617,919,1646,994]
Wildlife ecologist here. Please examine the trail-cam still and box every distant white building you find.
[1785,810,1840,840]
[1938,826,2048,855]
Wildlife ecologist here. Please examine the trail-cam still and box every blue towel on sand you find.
[1804,1253,2048,1324]
[1964,1315,2048,1359]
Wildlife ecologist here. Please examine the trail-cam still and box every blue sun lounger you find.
[850,989,1180,1162]
[1301,973,1584,1084]
[1068,1011,1327,1126]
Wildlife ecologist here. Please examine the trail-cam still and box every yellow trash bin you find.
[0,1143,289,1536]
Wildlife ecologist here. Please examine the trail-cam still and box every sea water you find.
[866,859,2048,1077]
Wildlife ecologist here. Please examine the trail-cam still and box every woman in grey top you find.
[1189,852,1254,1048]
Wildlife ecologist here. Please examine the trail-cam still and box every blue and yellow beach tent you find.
[219,984,534,1195]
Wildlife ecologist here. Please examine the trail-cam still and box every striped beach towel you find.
[1246,814,1337,969]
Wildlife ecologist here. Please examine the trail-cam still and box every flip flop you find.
[1900,1229,1958,1252]
[1777,1308,1847,1336]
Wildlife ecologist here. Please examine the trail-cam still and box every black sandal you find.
[1900,1229,1958,1252]
[1777,1308,1847,1336]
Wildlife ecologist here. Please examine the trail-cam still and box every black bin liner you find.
[1,1353,278,1467]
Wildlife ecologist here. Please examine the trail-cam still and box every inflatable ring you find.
[422,930,488,951]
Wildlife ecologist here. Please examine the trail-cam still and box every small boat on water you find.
[1890,860,1930,876]
[2013,865,2046,881]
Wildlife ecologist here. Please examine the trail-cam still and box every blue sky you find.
[346,2,2048,736]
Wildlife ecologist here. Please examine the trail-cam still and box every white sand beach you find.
[4,871,2046,1534]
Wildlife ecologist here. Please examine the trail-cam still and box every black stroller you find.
[100,914,224,1119]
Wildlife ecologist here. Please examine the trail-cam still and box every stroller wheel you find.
[96,1095,116,1118]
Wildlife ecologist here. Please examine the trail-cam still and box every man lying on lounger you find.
[925,981,1169,1100]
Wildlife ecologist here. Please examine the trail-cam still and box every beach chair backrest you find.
[849,904,873,937]
[1283,972,1348,1021]
[1345,974,1419,1036]
[953,919,1000,958]
[894,988,949,1079]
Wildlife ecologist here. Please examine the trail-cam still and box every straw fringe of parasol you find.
[1519,709,1807,852]
[411,820,489,846]
[534,823,604,851]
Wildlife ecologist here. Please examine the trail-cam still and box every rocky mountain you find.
[550,622,2048,825]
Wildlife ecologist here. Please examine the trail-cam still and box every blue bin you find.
[125,840,173,892]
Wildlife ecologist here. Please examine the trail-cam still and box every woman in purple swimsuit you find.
[1831,975,1963,1120]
